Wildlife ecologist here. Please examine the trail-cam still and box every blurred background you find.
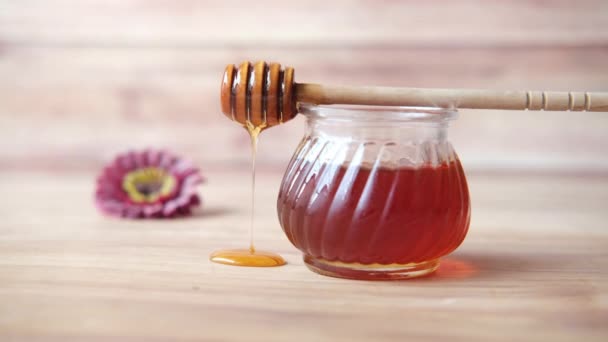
[1,0,607,174]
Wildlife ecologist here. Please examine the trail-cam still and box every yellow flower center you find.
[122,167,177,203]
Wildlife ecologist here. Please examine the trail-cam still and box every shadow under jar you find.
[277,104,471,280]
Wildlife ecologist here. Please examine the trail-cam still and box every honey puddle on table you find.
[210,121,286,267]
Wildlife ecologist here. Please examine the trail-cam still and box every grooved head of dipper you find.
[220,61,297,128]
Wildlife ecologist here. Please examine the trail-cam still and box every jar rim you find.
[298,103,458,123]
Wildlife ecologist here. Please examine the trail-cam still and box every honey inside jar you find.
[277,105,471,280]
[278,160,470,278]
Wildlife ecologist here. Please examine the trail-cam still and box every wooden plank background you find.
[1,0,607,172]
[1,3,607,340]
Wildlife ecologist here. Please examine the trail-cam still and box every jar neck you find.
[300,104,457,143]
[306,118,448,142]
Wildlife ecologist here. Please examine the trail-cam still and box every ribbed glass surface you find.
[278,130,471,265]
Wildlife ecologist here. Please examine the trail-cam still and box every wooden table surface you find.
[0,169,606,341]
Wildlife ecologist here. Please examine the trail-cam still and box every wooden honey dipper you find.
[221,61,608,128]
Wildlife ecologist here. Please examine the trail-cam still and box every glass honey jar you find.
[277,104,471,280]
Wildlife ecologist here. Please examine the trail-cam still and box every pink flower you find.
[95,149,203,218]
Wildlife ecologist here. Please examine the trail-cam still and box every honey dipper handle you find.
[296,84,608,112]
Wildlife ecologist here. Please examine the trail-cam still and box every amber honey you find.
[209,248,285,267]
[210,122,286,267]
[278,159,470,279]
